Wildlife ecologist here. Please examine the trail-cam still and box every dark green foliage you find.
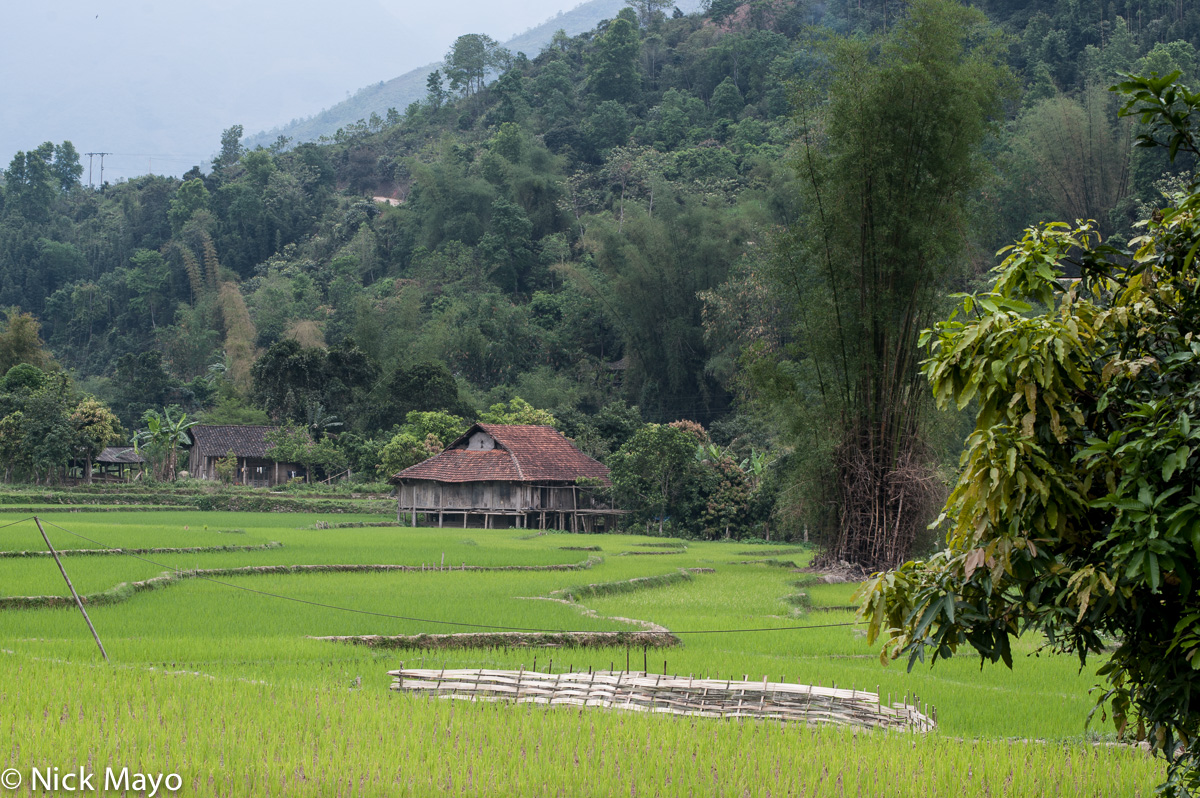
[861,73,1200,796]
[0,311,54,375]
[4,142,73,223]
[426,70,449,110]
[5,0,1199,538]
[250,338,378,426]
[112,352,177,427]
[3,363,45,394]
[169,179,210,233]
[445,34,510,97]
[371,360,464,430]
[755,0,1013,568]
[588,17,641,103]
[608,423,701,534]
[709,77,744,121]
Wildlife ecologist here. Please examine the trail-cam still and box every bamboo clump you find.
[388,668,936,732]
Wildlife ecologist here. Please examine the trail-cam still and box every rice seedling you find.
[0,654,1160,796]
[0,511,1172,794]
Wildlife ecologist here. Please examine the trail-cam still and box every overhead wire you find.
[29,517,859,636]
[0,515,36,531]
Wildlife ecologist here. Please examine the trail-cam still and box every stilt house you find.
[186,425,306,486]
[390,424,621,530]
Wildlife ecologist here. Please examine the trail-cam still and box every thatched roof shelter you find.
[96,447,145,465]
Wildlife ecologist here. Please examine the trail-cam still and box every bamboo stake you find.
[34,516,107,662]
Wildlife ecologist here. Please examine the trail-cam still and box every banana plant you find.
[133,407,197,481]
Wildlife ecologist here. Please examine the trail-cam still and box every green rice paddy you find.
[0,511,1163,795]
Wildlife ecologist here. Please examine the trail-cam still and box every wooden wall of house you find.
[398,481,584,512]
[186,453,304,485]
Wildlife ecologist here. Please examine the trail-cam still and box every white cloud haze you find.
[0,0,586,180]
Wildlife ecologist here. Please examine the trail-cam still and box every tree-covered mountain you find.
[1,0,1198,539]
[246,0,706,149]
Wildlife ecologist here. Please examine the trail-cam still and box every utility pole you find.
[33,516,108,662]
[84,152,110,191]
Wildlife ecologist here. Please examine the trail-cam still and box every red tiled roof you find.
[395,448,522,482]
[392,424,610,484]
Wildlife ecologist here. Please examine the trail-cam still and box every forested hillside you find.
[1,0,1197,544]
[245,0,696,148]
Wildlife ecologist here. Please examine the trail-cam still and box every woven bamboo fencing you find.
[389,668,936,732]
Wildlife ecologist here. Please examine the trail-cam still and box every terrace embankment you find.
[316,568,716,648]
[550,567,714,602]
[0,555,603,610]
[314,630,680,650]
[0,541,283,558]
[0,486,394,514]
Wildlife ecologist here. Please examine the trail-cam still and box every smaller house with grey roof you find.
[95,447,146,480]
[390,424,622,531]
[186,425,306,486]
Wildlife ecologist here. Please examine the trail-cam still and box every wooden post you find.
[34,517,107,662]
[439,484,444,528]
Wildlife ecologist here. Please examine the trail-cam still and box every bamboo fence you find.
[389,668,937,732]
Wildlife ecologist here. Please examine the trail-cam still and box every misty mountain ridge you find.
[246,0,701,149]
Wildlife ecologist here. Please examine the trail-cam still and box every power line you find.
[84,152,109,189]
[38,518,555,632]
[32,517,858,636]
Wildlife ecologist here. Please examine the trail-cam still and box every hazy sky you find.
[0,0,579,181]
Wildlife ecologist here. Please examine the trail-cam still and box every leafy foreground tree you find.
[858,73,1200,795]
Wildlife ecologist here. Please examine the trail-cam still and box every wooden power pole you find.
[34,516,108,662]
